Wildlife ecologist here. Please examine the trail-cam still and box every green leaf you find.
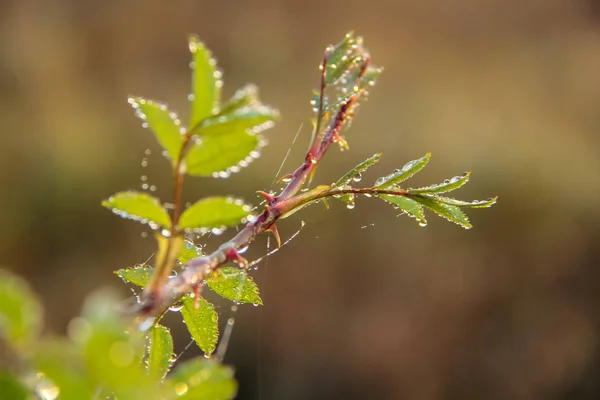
[115,265,154,288]
[181,296,219,356]
[167,358,237,400]
[219,84,260,114]
[0,371,28,400]
[178,197,251,232]
[147,324,174,380]
[78,290,159,399]
[378,195,426,225]
[433,196,498,208]
[34,339,96,400]
[411,196,472,229]
[410,172,470,194]
[102,191,171,228]
[0,269,42,350]
[374,153,431,188]
[178,240,202,264]
[207,267,262,305]
[334,153,381,186]
[192,105,279,137]
[325,31,362,84]
[185,130,261,177]
[128,97,184,164]
[189,35,220,128]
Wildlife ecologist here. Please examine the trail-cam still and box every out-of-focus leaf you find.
[178,197,251,232]
[167,358,237,400]
[102,191,171,228]
[178,240,202,264]
[147,325,174,380]
[189,35,220,128]
[127,98,184,164]
[325,31,362,84]
[378,195,426,225]
[334,153,381,186]
[77,290,159,400]
[374,153,431,188]
[34,339,96,400]
[0,269,42,351]
[115,265,154,288]
[192,105,279,137]
[181,296,218,356]
[410,172,470,194]
[207,267,262,305]
[185,130,261,177]
[411,196,472,229]
[433,196,498,208]
[0,371,28,400]
[219,84,259,115]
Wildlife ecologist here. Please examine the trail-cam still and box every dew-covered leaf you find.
[178,197,251,232]
[102,191,171,228]
[411,196,472,229]
[128,97,184,164]
[334,153,381,187]
[178,240,202,264]
[167,358,237,400]
[378,195,426,225]
[115,265,154,288]
[185,130,261,177]
[374,153,431,188]
[181,296,219,356]
[0,269,42,351]
[325,31,363,84]
[147,324,174,380]
[207,267,262,305]
[433,196,498,208]
[410,172,470,194]
[219,84,260,115]
[189,35,220,129]
[192,105,279,137]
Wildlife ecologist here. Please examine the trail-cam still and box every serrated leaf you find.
[335,153,381,186]
[378,195,426,225]
[178,240,202,264]
[189,35,220,128]
[192,105,279,137]
[219,84,260,115]
[434,196,498,208]
[325,32,362,84]
[185,130,261,177]
[411,196,472,229]
[102,191,171,228]
[128,98,184,164]
[181,296,218,355]
[115,265,154,288]
[207,267,262,305]
[178,197,251,232]
[147,324,174,380]
[167,358,237,400]
[0,269,42,351]
[410,172,470,194]
[374,153,431,188]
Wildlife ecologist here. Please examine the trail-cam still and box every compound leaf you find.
[181,296,218,356]
[189,35,220,128]
[207,267,262,305]
[102,191,171,228]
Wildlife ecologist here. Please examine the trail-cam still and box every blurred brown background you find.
[2,0,600,399]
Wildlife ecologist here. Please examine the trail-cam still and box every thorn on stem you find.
[225,247,249,269]
[266,223,282,248]
[256,190,275,203]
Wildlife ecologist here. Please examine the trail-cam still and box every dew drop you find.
[141,232,148,238]
[346,203,355,209]
[187,93,195,101]
[238,245,249,254]
[161,229,171,237]
[444,179,450,184]
[418,221,428,227]
[375,177,385,186]
[144,149,151,155]
[141,183,149,190]
[141,175,148,182]
[149,185,157,192]
[169,303,184,312]
[352,173,362,182]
